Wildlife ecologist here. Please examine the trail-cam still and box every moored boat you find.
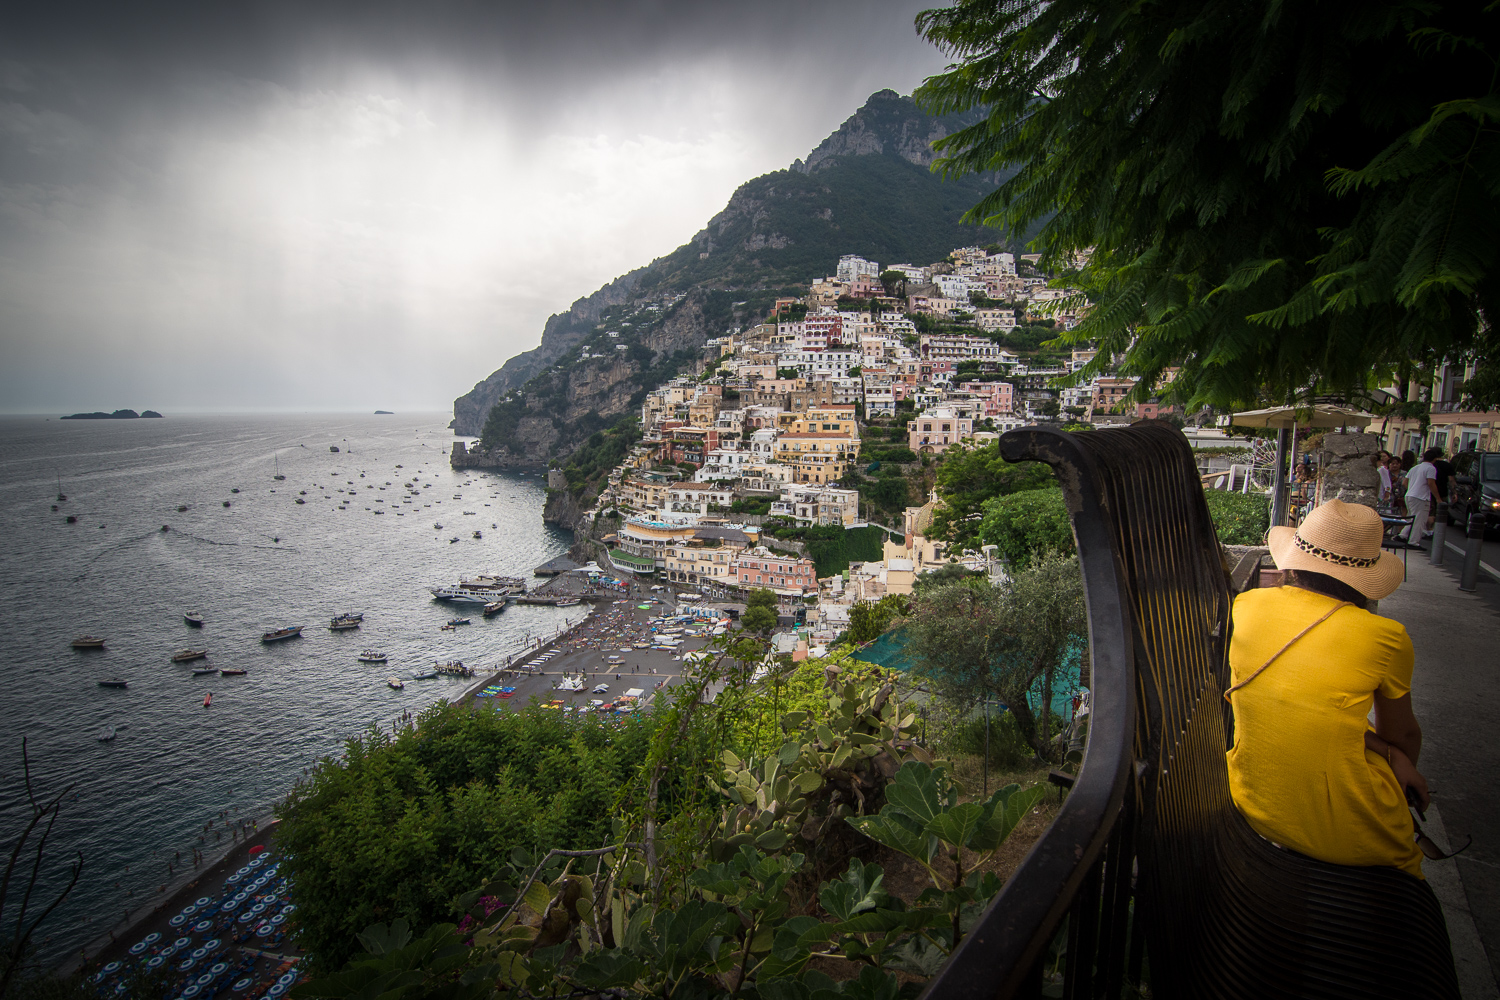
[434,660,472,677]
[72,636,105,649]
[429,575,528,603]
[260,626,304,643]
[482,601,506,616]
[98,678,128,688]
[446,617,471,627]
[184,611,204,626]
[220,668,247,676]
[328,619,360,631]
[191,666,217,676]
[387,677,405,690]
[203,692,213,707]
[171,648,208,663]
[556,597,581,607]
[335,612,365,622]
[410,669,438,680]
[357,650,388,663]
[98,725,117,741]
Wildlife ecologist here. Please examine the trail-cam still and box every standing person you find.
[1375,451,1393,505]
[1398,450,1439,545]
[1431,445,1458,525]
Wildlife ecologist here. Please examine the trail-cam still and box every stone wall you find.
[1316,431,1381,509]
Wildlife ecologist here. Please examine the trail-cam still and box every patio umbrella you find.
[1229,405,1375,526]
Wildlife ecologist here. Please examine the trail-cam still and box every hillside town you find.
[494,246,1128,652]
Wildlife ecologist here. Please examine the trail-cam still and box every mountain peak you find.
[791,90,971,174]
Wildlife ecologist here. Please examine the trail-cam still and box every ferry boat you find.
[429,575,527,603]
[171,648,208,663]
[260,626,304,643]
[72,636,106,649]
[357,651,388,663]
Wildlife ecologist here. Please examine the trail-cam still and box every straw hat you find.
[1266,499,1405,600]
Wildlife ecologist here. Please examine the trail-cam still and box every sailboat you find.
[273,452,285,481]
[56,473,66,502]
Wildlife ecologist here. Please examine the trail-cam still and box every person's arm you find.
[1365,692,1428,808]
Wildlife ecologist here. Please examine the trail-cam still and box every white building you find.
[836,255,881,283]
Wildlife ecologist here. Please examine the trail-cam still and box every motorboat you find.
[330,446,340,453]
[328,619,360,631]
[482,601,506,616]
[184,612,204,626]
[446,617,471,627]
[191,667,217,676]
[171,649,208,663]
[556,597,581,607]
[295,498,306,505]
[335,612,365,622]
[98,725,117,742]
[72,636,106,649]
[387,677,405,690]
[473,530,482,539]
[220,669,247,676]
[411,669,439,680]
[203,693,213,707]
[98,679,128,688]
[357,651,388,663]
[260,626,304,643]
[177,505,189,512]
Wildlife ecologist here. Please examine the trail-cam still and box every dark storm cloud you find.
[0,1,950,412]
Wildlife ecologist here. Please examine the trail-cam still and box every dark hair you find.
[1401,450,1417,467]
[1422,447,1443,462]
[1284,568,1371,606]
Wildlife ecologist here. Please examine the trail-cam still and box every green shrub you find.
[937,708,1034,769]
[978,487,1075,564]
[1204,489,1271,545]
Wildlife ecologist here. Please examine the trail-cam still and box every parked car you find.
[1451,451,1500,534]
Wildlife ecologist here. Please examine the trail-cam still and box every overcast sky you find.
[0,0,950,415]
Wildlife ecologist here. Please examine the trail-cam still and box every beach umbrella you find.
[1229,404,1375,526]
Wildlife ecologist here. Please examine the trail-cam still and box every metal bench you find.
[923,423,1458,1000]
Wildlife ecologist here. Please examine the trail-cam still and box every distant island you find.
[374,410,394,415]
[61,409,163,420]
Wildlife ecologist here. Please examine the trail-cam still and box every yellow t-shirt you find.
[1226,586,1423,878]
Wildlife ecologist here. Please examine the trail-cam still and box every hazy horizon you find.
[0,1,950,416]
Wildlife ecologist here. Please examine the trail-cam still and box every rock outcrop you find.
[791,89,966,173]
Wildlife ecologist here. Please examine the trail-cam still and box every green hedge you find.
[1204,490,1271,545]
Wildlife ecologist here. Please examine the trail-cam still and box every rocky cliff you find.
[451,89,1015,479]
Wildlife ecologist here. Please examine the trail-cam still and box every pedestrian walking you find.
[1398,449,1439,545]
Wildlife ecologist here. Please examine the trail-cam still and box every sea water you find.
[0,413,572,966]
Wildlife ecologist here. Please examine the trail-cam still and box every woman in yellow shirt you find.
[1227,499,1428,878]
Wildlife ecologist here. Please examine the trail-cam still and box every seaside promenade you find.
[1382,551,1500,997]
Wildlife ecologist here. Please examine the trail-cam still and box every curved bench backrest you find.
[922,424,1456,999]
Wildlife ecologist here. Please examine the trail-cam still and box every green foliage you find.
[746,588,778,611]
[563,417,640,499]
[1203,490,1271,545]
[275,703,664,971]
[904,555,1086,762]
[931,443,1054,546]
[916,0,1498,412]
[977,487,1075,565]
[730,498,773,516]
[741,605,779,635]
[847,594,911,645]
[937,709,1034,771]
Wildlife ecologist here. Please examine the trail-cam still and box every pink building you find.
[733,546,818,593]
[956,380,1014,416]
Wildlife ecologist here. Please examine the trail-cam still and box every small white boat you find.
[171,648,208,663]
[184,612,204,626]
[357,651,388,663]
[387,677,405,690]
[72,636,106,649]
